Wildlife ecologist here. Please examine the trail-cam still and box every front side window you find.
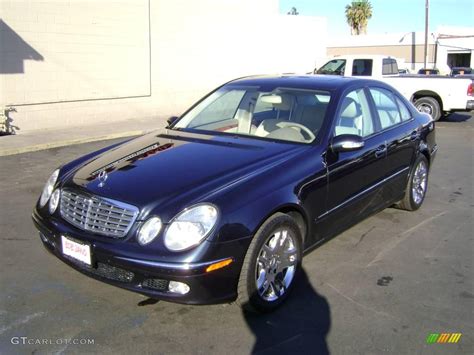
[174,87,332,144]
[369,87,402,129]
[334,88,375,137]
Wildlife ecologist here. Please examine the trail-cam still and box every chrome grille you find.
[60,189,139,238]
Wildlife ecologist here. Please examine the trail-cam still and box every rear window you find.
[382,58,398,75]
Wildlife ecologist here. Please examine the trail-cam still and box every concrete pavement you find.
[0,117,167,157]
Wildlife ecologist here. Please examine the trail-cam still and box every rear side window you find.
[382,58,398,75]
[369,88,402,129]
[352,59,373,76]
[395,97,412,121]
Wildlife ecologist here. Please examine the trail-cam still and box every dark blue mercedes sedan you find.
[32,75,437,312]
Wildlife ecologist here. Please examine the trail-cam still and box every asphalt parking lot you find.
[0,112,473,354]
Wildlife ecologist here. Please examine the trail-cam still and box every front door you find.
[319,87,387,237]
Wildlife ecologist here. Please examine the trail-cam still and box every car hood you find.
[64,129,308,218]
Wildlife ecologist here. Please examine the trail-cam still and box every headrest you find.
[340,97,361,118]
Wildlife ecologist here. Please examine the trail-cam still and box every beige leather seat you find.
[293,104,327,133]
[335,97,361,136]
[255,94,294,137]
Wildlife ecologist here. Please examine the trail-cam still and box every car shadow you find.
[242,268,331,354]
[442,112,472,122]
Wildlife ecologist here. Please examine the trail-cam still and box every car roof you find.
[330,54,394,60]
[227,75,378,91]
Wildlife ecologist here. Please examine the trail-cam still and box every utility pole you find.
[424,0,429,68]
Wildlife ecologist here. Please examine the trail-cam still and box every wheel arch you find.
[418,140,432,167]
[254,203,309,244]
[411,90,444,112]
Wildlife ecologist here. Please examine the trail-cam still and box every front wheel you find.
[414,96,441,121]
[396,155,429,211]
[237,213,302,313]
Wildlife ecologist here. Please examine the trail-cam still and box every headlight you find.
[164,204,219,251]
[137,217,162,245]
[39,169,60,207]
[48,189,61,214]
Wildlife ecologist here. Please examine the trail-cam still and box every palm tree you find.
[345,0,372,35]
[287,7,299,15]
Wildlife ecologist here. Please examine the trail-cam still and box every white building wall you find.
[435,26,474,73]
[0,0,326,132]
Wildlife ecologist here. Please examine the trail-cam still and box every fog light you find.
[49,189,61,214]
[168,281,190,295]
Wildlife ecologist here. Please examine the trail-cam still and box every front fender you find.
[213,184,307,244]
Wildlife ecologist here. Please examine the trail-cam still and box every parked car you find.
[417,68,440,75]
[33,75,437,312]
[450,67,472,76]
[398,68,410,74]
[314,55,474,120]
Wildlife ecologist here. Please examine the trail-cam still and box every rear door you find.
[367,87,418,202]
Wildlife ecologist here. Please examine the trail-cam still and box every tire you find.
[237,212,303,313]
[396,155,429,211]
[414,96,441,121]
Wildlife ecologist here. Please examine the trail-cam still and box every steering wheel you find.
[276,122,316,141]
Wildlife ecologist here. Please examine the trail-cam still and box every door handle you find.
[375,144,387,158]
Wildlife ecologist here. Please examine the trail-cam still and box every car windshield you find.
[173,86,332,144]
[316,59,346,75]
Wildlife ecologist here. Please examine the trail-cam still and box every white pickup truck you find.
[315,55,474,120]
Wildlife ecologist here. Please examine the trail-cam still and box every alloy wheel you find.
[412,160,428,204]
[255,229,298,302]
[417,103,433,115]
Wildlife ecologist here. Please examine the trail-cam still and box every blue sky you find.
[280,0,474,35]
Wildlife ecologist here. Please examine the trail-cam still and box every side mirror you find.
[167,116,179,127]
[330,134,364,153]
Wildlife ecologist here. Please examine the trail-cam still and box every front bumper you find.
[32,210,249,305]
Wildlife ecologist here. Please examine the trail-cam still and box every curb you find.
[0,130,146,157]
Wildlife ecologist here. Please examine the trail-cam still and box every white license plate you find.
[61,235,91,266]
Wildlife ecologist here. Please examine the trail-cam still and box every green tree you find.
[345,0,372,35]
